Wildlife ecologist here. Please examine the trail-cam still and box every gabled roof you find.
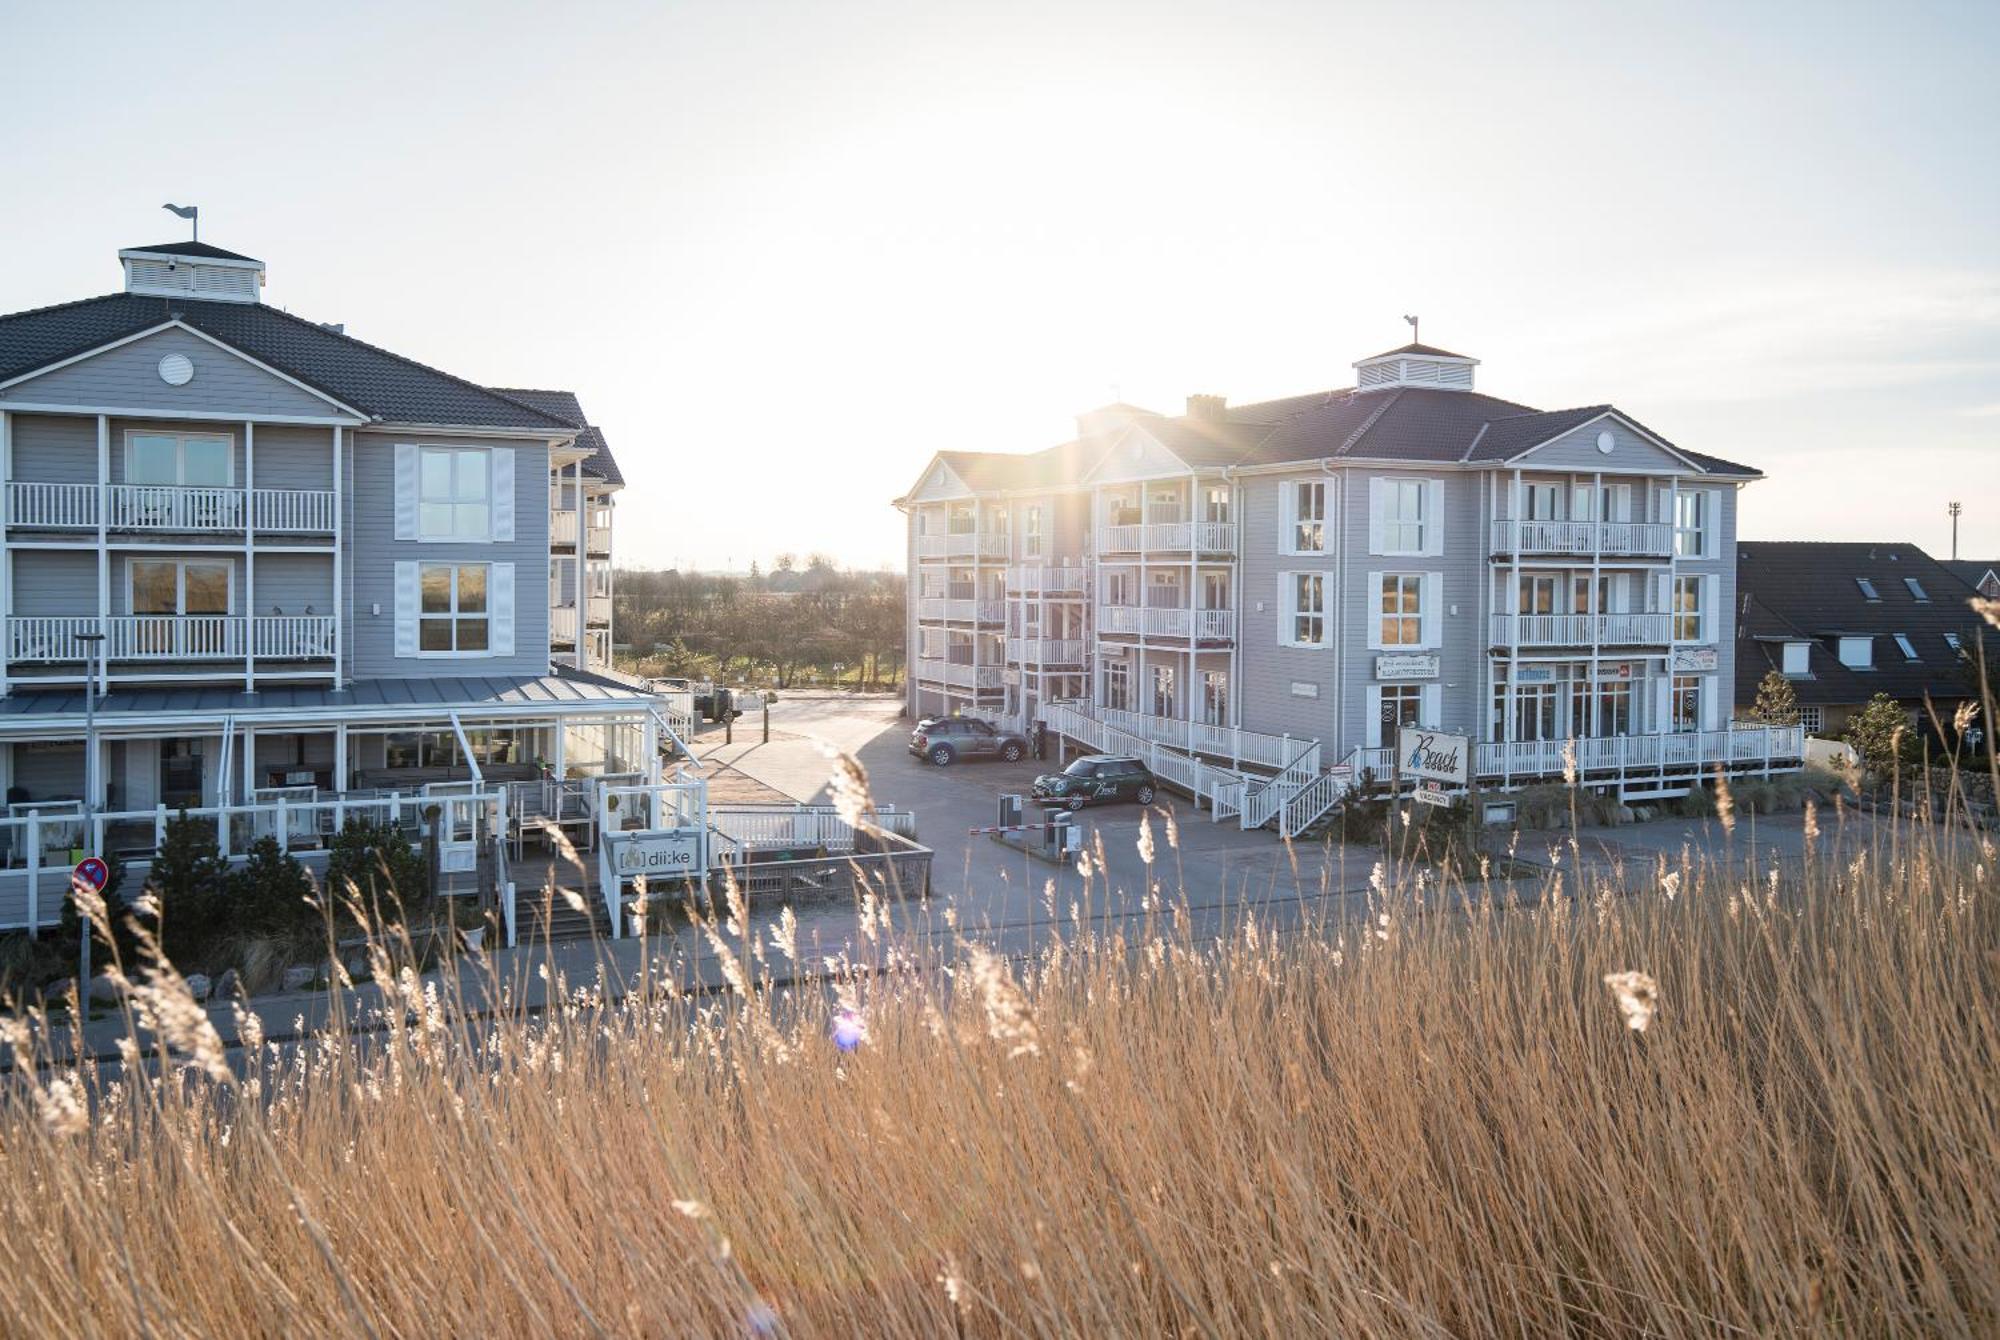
[123,241,262,263]
[488,387,621,486]
[0,293,578,432]
[1941,559,2000,593]
[897,375,1762,498]
[1733,541,1981,707]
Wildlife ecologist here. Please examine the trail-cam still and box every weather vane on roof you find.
[162,202,199,241]
[1403,313,1419,344]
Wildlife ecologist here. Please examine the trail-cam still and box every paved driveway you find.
[695,695,1370,928]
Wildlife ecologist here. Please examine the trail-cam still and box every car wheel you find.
[1135,784,1156,805]
[929,744,957,767]
[1065,795,1087,812]
[1000,742,1024,763]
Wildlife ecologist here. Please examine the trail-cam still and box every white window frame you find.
[1102,661,1131,712]
[1200,670,1228,726]
[127,557,233,616]
[1837,636,1873,669]
[1379,573,1424,647]
[417,446,494,542]
[1023,505,1043,558]
[1673,490,1708,558]
[417,561,493,656]
[1382,478,1426,555]
[1282,571,1327,648]
[1203,484,1231,525]
[1151,664,1176,718]
[124,429,234,487]
[1670,674,1702,733]
[1284,480,1326,555]
[1781,641,1810,676]
[1672,575,1703,642]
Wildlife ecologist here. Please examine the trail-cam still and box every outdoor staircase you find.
[514,877,611,941]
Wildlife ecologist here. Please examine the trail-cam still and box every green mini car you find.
[1031,754,1157,811]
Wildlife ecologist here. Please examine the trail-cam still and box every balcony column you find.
[333,424,346,687]
[96,415,109,693]
[241,725,256,807]
[572,459,585,669]
[334,722,349,795]
[244,421,257,692]
[0,408,10,700]
[1504,468,1522,757]
[1589,469,1603,737]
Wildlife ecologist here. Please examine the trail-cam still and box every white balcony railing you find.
[1489,612,1672,646]
[1347,725,1806,787]
[918,660,1002,691]
[1489,519,1673,557]
[5,483,335,534]
[252,616,337,659]
[1096,605,1236,640]
[586,524,612,555]
[108,616,243,660]
[6,482,97,528]
[251,488,338,533]
[105,485,245,531]
[587,594,613,626]
[1096,521,1237,554]
[917,596,1004,622]
[916,533,1009,560]
[5,617,101,662]
[1006,565,1089,594]
[552,509,580,545]
[1007,637,1086,665]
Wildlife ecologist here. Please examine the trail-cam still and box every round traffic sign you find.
[72,857,109,893]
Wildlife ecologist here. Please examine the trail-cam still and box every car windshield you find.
[1062,760,1097,778]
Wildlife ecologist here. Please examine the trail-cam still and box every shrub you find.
[325,817,430,918]
[142,812,232,965]
[226,836,318,947]
[1846,692,1917,777]
[1749,669,1802,727]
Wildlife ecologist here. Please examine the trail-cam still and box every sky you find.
[2,0,1996,571]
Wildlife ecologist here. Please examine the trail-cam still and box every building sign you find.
[1398,727,1471,786]
[611,831,704,879]
[1512,665,1557,684]
[1374,653,1440,680]
[1670,647,1719,672]
[1412,779,1452,808]
[1290,682,1319,699]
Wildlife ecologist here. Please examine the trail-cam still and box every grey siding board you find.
[12,742,84,800]
[249,423,337,489]
[253,553,335,616]
[1,327,338,419]
[11,550,97,615]
[1510,419,1688,473]
[9,414,96,483]
[347,430,552,680]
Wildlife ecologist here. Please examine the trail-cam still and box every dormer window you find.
[1838,636,1873,669]
[1781,640,1810,676]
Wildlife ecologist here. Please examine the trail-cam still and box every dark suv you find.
[1031,755,1157,810]
[909,716,1030,767]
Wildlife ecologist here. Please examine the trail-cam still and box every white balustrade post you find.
[26,812,40,940]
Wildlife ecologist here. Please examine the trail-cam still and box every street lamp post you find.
[75,631,105,995]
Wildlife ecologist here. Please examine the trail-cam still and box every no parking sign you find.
[72,856,109,893]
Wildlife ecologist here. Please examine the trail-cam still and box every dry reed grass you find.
[1,787,1996,1336]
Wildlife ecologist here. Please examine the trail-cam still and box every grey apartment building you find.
[896,341,1802,827]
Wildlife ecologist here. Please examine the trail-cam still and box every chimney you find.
[1186,394,1227,422]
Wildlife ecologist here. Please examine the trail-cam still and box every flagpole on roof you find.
[161,202,199,241]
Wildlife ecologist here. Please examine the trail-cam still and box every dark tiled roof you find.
[489,387,622,486]
[1941,559,1999,592]
[1733,541,1982,707]
[0,293,579,432]
[125,241,262,263]
[903,378,1762,493]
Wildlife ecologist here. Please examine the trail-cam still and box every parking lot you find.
[694,694,1362,930]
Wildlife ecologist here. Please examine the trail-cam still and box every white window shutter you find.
[1653,572,1670,616]
[491,562,515,657]
[1364,685,1383,748]
[1423,479,1445,556]
[1421,683,1441,727]
[1420,572,1443,648]
[394,561,418,656]
[491,449,516,542]
[1611,483,1632,523]
[1705,489,1724,559]
[1653,676,1672,731]
[1279,484,1295,554]
[1571,484,1593,522]
[1700,677,1719,731]
[1366,570,1384,651]
[394,445,418,541]
[1702,574,1719,642]
[1367,478,1385,555]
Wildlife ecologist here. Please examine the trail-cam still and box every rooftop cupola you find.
[118,241,265,304]
[1353,342,1477,393]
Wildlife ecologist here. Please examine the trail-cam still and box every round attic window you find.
[158,353,195,387]
[1595,429,1616,454]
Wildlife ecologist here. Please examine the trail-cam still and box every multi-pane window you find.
[1201,671,1228,726]
[1597,680,1634,736]
[1023,506,1042,558]
[130,559,229,615]
[1799,706,1824,733]
[1379,574,1422,646]
[1289,481,1325,553]
[1673,575,1703,641]
[1670,675,1702,733]
[1201,572,1230,610]
[1495,682,1559,741]
[1519,575,1556,615]
[128,432,231,486]
[1573,574,1609,614]
[1383,479,1425,553]
[1203,485,1231,524]
[418,447,491,540]
[1103,662,1130,711]
[1152,666,1176,718]
[1379,684,1423,737]
[1674,490,1707,558]
[1287,573,1326,646]
[1524,482,1560,520]
[419,563,490,653]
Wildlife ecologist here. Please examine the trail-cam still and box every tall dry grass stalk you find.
[1,797,1997,1335]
